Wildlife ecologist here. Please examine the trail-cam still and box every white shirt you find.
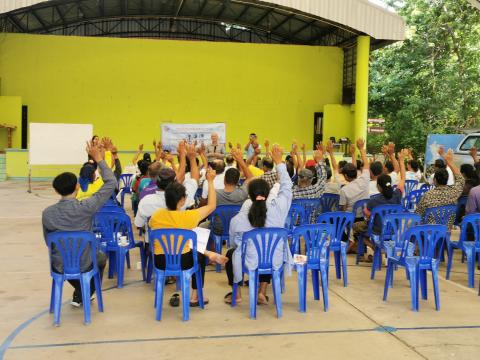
[202,172,226,199]
[339,169,370,214]
[369,180,380,196]
[406,170,422,182]
[389,171,399,186]
[134,178,198,228]
[428,167,454,186]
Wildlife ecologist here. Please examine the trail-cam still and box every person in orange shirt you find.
[149,167,228,307]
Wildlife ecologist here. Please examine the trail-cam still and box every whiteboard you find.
[161,123,226,153]
[29,123,93,165]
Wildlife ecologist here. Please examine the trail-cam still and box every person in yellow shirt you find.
[76,162,105,201]
[149,167,228,307]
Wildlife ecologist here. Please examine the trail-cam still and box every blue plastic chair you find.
[380,213,422,286]
[317,212,354,287]
[119,174,134,208]
[420,183,433,191]
[404,180,419,198]
[404,189,428,213]
[294,224,334,312]
[383,224,447,311]
[454,196,468,227]
[292,198,321,224]
[285,203,307,254]
[351,199,369,261]
[93,211,146,287]
[207,205,241,272]
[47,231,104,325]
[368,204,405,278]
[231,228,289,319]
[423,204,457,262]
[319,194,340,213]
[446,213,480,288]
[149,229,204,321]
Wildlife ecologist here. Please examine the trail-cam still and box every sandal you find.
[190,299,209,307]
[224,292,242,305]
[257,295,269,305]
[169,293,180,307]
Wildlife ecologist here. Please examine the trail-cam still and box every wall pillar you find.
[354,36,370,143]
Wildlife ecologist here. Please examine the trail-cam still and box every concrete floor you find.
[1,180,480,360]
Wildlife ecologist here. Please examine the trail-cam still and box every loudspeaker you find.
[21,106,28,149]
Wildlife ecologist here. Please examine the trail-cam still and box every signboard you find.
[425,134,464,165]
[368,127,385,134]
[161,123,226,153]
[368,118,385,124]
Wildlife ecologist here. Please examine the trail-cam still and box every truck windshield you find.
[460,136,480,150]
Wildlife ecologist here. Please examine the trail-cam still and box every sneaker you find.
[71,293,82,307]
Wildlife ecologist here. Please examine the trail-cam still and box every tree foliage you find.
[368,0,480,156]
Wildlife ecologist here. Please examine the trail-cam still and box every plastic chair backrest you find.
[420,183,433,191]
[292,198,321,223]
[400,224,447,262]
[317,211,354,247]
[93,211,135,247]
[382,213,422,247]
[119,174,134,189]
[352,199,369,219]
[285,203,306,231]
[458,213,480,248]
[292,224,333,263]
[47,231,97,275]
[319,194,340,213]
[405,189,428,211]
[368,204,404,235]
[242,228,289,271]
[149,229,197,271]
[404,180,419,197]
[208,205,241,237]
[454,196,468,226]
[99,204,125,213]
[423,205,457,227]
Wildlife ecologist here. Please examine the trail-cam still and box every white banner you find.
[161,123,226,153]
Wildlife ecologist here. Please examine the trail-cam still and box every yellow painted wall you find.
[0,96,22,150]
[323,104,355,143]
[0,33,343,150]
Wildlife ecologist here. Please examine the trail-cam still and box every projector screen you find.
[29,123,93,165]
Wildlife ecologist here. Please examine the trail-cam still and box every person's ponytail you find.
[247,179,270,228]
[377,174,393,199]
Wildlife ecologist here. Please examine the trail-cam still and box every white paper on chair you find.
[191,227,210,254]
[293,254,307,265]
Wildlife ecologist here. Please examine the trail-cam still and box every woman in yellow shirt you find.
[149,167,228,307]
[76,162,104,201]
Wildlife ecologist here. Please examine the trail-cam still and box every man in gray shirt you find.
[42,141,117,307]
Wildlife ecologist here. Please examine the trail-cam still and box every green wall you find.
[0,33,344,151]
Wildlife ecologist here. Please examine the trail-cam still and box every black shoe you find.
[71,292,82,307]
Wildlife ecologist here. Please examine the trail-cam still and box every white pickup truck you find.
[454,133,480,166]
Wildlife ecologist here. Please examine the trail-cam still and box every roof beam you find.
[120,0,127,16]
[55,5,66,23]
[7,14,26,32]
[216,2,227,18]
[254,8,274,26]
[270,13,294,32]
[174,0,185,17]
[199,0,208,15]
[98,0,105,17]
[235,5,249,21]
[289,19,315,37]
[31,10,49,31]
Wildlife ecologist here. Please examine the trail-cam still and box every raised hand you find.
[186,143,197,159]
[356,138,365,150]
[271,144,283,165]
[444,148,454,164]
[313,149,324,162]
[381,144,388,155]
[86,140,105,163]
[264,139,270,148]
[231,147,243,162]
[470,146,478,160]
[326,140,334,154]
[301,143,306,152]
[206,167,216,182]
[138,144,144,152]
[438,145,445,158]
[316,142,324,152]
[387,142,395,155]
[350,143,356,155]
[254,147,261,155]
[177,140,187,157]
[228,142,233,149]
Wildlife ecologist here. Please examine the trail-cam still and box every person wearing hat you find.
[292,149,327,200]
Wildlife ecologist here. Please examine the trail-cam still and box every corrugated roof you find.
[0,0,405,41]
